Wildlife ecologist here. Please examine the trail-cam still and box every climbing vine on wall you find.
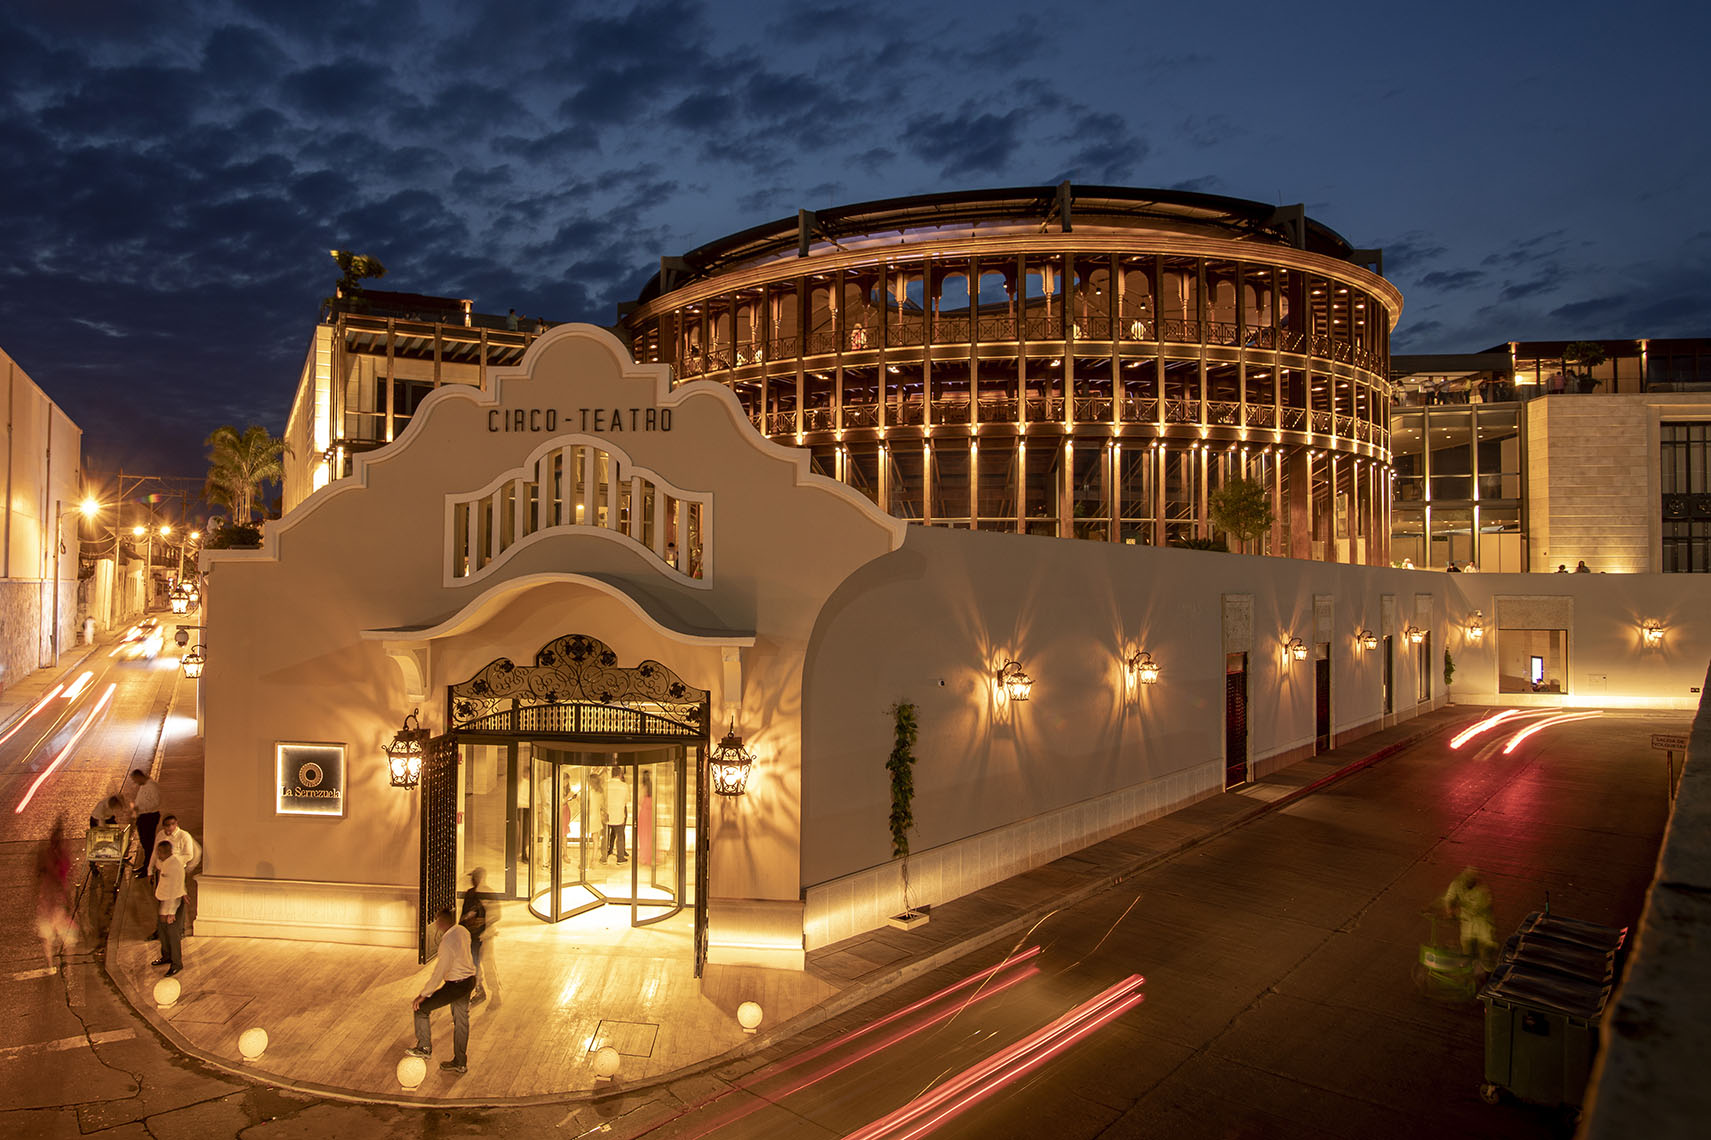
[887,701,919,859]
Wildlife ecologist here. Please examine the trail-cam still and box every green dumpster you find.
[1480,961,1609,1107]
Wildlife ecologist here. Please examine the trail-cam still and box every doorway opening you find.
[1224,652,1248,789]
[422,633,712,970]
[458,741,693,926]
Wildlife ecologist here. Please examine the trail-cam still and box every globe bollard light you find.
[737,1001,764,1034]
[397,1054,427,1090]
[153,976,181,1008]
[238,1027,268,1062]
[593,1046,621,1081]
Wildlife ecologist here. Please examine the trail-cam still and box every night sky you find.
[4,0,1707,480]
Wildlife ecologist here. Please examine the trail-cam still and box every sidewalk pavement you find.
[104,706,1468,1107]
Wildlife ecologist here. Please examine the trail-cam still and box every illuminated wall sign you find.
[487,407,673,434]
[276,742,347,817]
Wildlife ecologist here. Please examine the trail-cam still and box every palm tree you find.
[204,425,288,525]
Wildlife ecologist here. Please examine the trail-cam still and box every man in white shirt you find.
[149,816,201,936]
[129,770,161,879]
[406,907,476,1074]
[150,842,185,976]
[603,766,630,865]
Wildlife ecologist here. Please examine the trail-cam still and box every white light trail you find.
[14,683,118,813]
[1449,709,1525,749]
[1501,710,1603,755]
[0,685,64,749]
[62,671,95,700]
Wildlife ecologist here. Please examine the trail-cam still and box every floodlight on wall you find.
[1404,626,1427,645]
[997,659,1034,702]
[181,644,205,678]
[1127,650,1161,686]
[1357,630,1379,651]
[1466,611,1485,644]
[1284,637,1309,662]
[709,720,756,797]
[386,708,428,789]
[1642,620,1665,648]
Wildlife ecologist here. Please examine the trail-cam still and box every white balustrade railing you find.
[449,436,710,584]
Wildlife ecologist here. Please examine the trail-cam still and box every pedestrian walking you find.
[151,841,186,976]
[36,818,78,971]
[150,815,201,936]
[128,769,161,879]
[604,765,630,865]
[460,867,493,1005]
[406,907,477,1074]
[1440,867,1497,968]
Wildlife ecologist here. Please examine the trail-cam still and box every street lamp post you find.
[48,498,100,666]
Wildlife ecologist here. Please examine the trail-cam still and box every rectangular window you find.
[1498,629,1568,694]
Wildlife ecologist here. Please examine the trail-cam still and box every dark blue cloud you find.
[1,0,1705,478]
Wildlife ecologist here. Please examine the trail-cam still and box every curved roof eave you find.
[631,184,1361,304]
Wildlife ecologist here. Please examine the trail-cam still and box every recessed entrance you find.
[457,740,693,926]
[422,633,713,971]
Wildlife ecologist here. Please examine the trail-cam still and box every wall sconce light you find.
[1284,637,1309,661]
[181,644,206,678]
[1404,626,1426,645]
[709,720,756,796]
[1466,611,1485,643]
[1642,620,1664,647]
[1127,650,1160,686]
[386,708,428,788]
[1357,630,1378,651]
[997,659,1034,702]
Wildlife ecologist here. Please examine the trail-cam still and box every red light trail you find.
[635,946,1045,1140]
[842,974,1147,1139]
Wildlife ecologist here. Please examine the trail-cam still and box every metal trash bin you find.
[1479,961,1609,1107]
[1514,911,1627,955]
[1500,931,1614,985]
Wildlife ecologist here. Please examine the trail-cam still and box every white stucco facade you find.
[197,326,1710,967]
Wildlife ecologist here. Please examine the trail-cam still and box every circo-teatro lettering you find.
[488,407,671,433]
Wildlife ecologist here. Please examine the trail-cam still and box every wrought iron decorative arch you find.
[447,633,709,741]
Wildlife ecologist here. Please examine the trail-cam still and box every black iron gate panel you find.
[419,733,459,964]
[694,744,709,978]
[448,633,709,741]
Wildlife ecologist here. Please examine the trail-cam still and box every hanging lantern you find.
[1405,626,1427,645]
[1285,637,1309,661]
[181,644,206,678]
[1466,611,1485,643]
[998,660,1033,702]
[1357,630,1379,651]
[1642,620,1664,647]
[1127,650,1160,685]
[170,590,190,615]
[386,708,428,789]
[709,720,756,797]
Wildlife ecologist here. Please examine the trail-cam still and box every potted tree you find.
[1209,476,1276,554]
[885,701,929,930]
[1564,341,1607,394]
